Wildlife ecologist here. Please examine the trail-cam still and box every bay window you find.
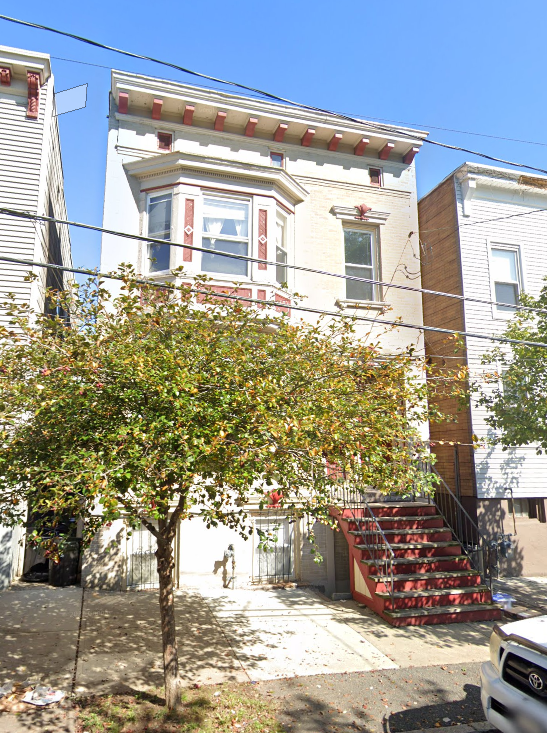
[344,229,377,301]
[147,192,172,272]
[202,196,250,277]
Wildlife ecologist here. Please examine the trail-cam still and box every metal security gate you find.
[127,522,159,590]
[254,512,295,583]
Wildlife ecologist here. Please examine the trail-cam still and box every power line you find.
[3,14,547,177]
[2,252,547,350]
[2,206,547,318]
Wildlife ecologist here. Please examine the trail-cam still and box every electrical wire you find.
[2,252,547,350]
[3,14,547,176]
[2,206,547,318]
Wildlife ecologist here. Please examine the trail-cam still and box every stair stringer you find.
[330,507,387,617]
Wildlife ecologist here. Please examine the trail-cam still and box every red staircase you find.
[333,501,501,626]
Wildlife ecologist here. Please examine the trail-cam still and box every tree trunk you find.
[156,529,180,710]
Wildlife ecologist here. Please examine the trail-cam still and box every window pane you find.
[345,230,373,266]
[346,265,374,301]
[276,247,287,285]
[271,153,283,168]
[495,282,518,311]
[148,194,171,272]
[492,249,518,282]
[203,198,249,238]
[148,194,172,237]
[202,238,248,276]
[149,244,171,272]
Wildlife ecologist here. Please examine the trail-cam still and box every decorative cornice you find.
[124,150,309,205]
[331,205,390,225]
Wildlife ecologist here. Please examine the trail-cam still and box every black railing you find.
[428,466,493,591]
[332,485,395,602]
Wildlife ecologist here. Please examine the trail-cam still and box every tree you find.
[479,283,547,452]
[0,268,436,708]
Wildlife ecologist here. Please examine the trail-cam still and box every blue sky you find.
[2,1,547,271]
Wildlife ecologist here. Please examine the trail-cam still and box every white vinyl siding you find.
[456,180,547,499]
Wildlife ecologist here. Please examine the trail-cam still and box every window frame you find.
[270,151,284,169]
[488,242,523,319]
[200,192,252,280]
[157,131,173,152]
[343,226,380,303]
[369,167,383,187]
[146,190,173,275]
[275,210,288,286]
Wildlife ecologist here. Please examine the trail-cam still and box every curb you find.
[401,723,495,733]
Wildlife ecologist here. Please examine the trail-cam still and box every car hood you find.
[500,615,547,651]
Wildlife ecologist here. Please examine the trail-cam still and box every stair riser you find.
[366,506,437,518]
[386,608,502,627]
[357,546,462,559]
[372,575,483,592]
[377,519,445,530]
[367,559,472,574]
[385,532,453,543]
[383,592,492,611]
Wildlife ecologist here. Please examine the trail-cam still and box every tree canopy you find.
[0,268,438,706]
[479,282,547,453]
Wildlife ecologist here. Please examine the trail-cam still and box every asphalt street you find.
[260,661,492,733]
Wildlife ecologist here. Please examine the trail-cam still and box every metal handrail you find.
[332,484,396,602]
[428,465,493,591]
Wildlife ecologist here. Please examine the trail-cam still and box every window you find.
[270,152,284,168]
[344,229,377,301]
[491,247,521,313]
[508,498,530,518]
[202,196,250,277]
[369,168,382,187]
[157,132,172,152]
[147,192,172,272]
[276,216,288,285]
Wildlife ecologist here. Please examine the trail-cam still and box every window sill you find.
[336,299,390,312]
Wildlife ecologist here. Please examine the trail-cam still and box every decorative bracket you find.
[0,67,11,86]
[26,71,40,119]
[460,176,477,217]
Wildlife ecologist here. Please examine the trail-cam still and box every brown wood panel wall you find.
[418,178,476,499]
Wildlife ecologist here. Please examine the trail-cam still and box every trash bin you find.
[49,538,81,587]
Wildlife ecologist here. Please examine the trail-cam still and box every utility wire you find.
[2,206,547,317]
[2,253,547,350]
[3,14,547,176]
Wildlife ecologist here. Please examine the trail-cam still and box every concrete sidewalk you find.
[0,581,498,731]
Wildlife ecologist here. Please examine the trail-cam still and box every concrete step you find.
[349,528,452,543]
[365,503,437,518]
[368,570,482,592]
[342,515,445,530]
[361,555,472,574]
[376,586,492,610]
[382,602,502,626]
[355,540,462,559]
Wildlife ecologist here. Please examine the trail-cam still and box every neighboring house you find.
[0,46,72,588]
[419,163,547,578]
[89,69,429,594]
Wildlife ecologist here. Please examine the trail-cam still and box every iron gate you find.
[254,512,295,583]
[126,522,159,590]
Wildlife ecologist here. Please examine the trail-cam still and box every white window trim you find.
[200,192,253,282]
[145,189,174,276]
[343,225,383,304]
[487,240,524,320]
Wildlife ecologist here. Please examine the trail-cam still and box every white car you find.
[481,616,547,733]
